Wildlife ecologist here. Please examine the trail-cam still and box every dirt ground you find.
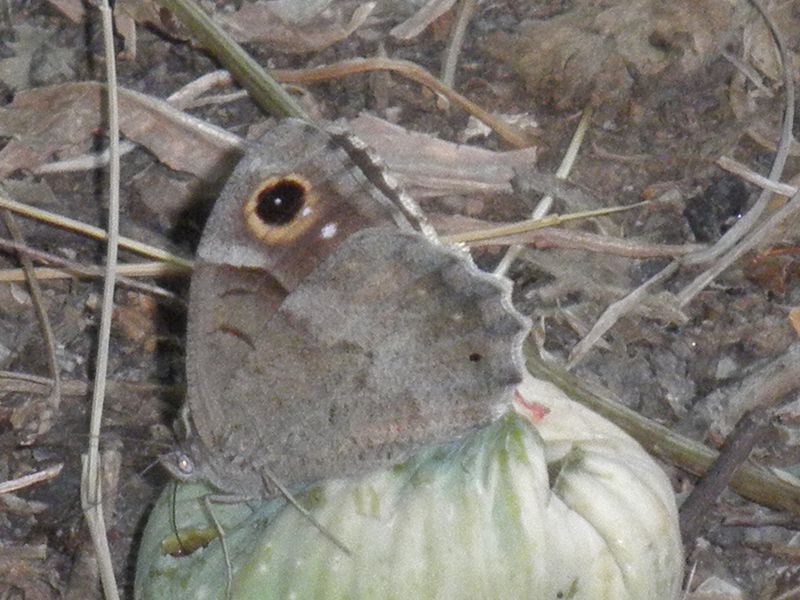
[1,0,800,598]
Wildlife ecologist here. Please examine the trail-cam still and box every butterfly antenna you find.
[169,480,189,556]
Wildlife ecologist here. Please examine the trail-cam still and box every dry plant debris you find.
[486,0,746,110]
[0,0,800,597]
[218,1,375,53]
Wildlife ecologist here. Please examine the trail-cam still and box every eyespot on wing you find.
[243,174,319,244]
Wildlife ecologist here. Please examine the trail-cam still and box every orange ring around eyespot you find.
[242,174,319,244]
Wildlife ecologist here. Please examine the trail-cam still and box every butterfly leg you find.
[204,494,234,600]
[202,492,257,600]
[259,466,352,556]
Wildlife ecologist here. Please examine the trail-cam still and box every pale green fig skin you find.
[135,373,683,600]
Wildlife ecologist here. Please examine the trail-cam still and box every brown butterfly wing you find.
[211,228,529,493]
[186,120,418,487]
[185,119,529,496]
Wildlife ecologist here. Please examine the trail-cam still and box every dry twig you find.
[691,343,800,439]
[567,262,680,367]
[526,345,800,516]
[442,201,650,245]
[678,190,800,307]
[441,220,704,257]
[0,238,184,300]
[494,107,592,276]
[0,210,62,439]
[0,464,64,495]
[272,58,531,148]
[717,155,797,197]
[390,0,456,40]
[440,0,478,88]
[0,370,182,397]
[158,0,309,120]
[679,408,771,541]
[571,0,794,364]
[0,194,192,269]
[682,0,794,269]
[81,3,121,598]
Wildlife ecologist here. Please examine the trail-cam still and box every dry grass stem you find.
[81,3,121,598]
[0,370,182,397]
[0,194,193,269]
[0,261,186,281]
[0,238,184,272]
[693,344,800,437]
[567,263,680,368]
[493,106,592,276]
[527,346,800,516]
[440,0,478,88]
[590,142,650,162]
[272,58,531,148]
[390,0,456,39]
[716,155,797,196]
[678,189,800,307]
[442,201,648,245]
[722,48,774,97]
[0,464,64,495]
[33,141,138,175]
[0,238,186,300]
[166,69,238,107]
[681,0,794,267]
[571,0,794,362]
[460,225,704,257]
[0,210,62,438]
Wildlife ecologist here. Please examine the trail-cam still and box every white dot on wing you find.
[321,222,337,239]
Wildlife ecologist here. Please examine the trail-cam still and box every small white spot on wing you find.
[320,222,338,239]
